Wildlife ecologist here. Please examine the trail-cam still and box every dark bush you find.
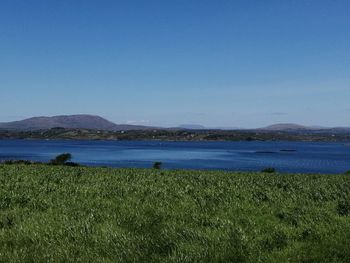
[153,162,162,169]
[4,160,31,165]
[2,160,40,165]
[261,167,276,173]
[64,162,80,167]
[345,170,350,175]
[49,153,72,165]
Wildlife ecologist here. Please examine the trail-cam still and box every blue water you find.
[0,140,349,174]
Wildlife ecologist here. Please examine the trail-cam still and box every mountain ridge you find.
[0,116,349,133]
[0,114,153,131]
[260,123,315,131]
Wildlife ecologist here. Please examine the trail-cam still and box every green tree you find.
[50,153,72,165]
[153,162,162,169]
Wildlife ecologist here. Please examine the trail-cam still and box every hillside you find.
[178,124,207,130]
[260,123,350,134]
[261,123,311,131]
[0,115,152,131]
[1,116,349,135]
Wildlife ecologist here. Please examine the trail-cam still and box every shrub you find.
[261,167,276,173]
[64,162,80,167]
[345,170,350,175]
[2,160,39,165]
[4,160,29,165]
[49,153,72,165]
[153,162,162,169]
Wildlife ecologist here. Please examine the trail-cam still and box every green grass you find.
[0,165,350,262]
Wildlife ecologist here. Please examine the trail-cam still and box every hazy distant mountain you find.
[177,124,243,130]
[178,124,207,130]
[261,123,313,131]
[0,115,153,131]
[260,123,350,133]
[212,126,243,130]
[1,116,349,134]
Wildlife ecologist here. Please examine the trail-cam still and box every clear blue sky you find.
[1,0,349,128]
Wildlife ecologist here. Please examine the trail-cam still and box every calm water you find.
[0,140,350,174]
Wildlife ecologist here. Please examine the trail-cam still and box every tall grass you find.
[0,165,349,262]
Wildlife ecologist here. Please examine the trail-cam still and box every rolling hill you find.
[1,116,349,135]
[0,115,153,131]
[260,123,350,133]
[261,123,311,131]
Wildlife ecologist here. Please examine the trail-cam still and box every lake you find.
[0,139,349,174]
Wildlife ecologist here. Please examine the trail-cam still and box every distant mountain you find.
[1,116,349,134]
[0,115,153,131]
[260,123,350,133]
[177,124,243,130]
[178,124,207,130]
[261,123,314,131]
[212,126,243,130]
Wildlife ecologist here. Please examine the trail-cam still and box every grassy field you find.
[0,165,350,262]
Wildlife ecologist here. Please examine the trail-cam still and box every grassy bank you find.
[0,165,349,262]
